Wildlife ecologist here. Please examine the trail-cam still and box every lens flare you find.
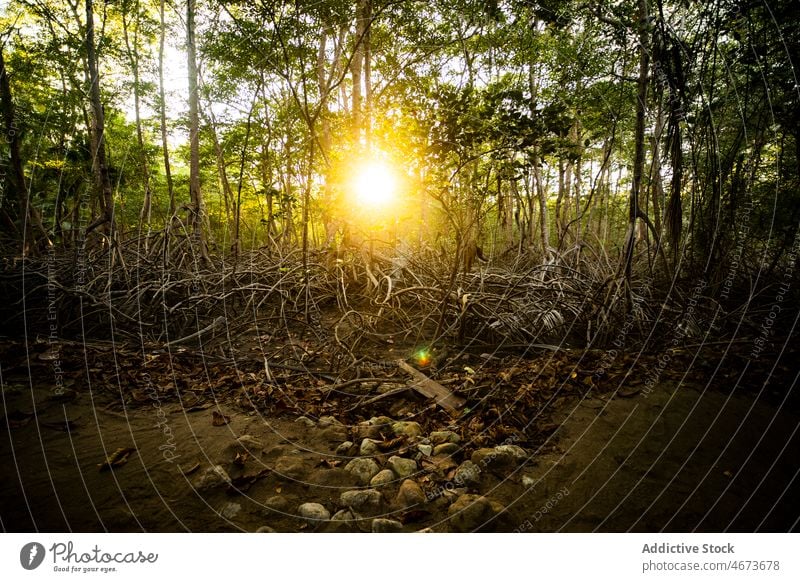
[415,349,431,366]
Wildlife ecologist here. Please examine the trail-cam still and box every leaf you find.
[317,458,342,468]
[98,447,137,471]
[463,366,475,375]
[212,411,230,426]
[420,455,458,476]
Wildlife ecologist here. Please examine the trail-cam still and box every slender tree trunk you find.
[624,0,650,283]
[122,0,152,249]
[233,97,256,262]
[202,109,233,223]
[186,0,209,262]
[159,0,175,218]
[84,0,115,239]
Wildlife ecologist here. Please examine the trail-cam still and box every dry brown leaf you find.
[98,447,136,471]
[212,410,230,426]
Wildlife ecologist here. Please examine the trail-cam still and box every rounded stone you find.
[471,447,515,474]
[360,438,381,456]
[447,494,497,532]
[372,518,403,533]
[295,416,315,427]
[395,479,426,509]
[345,457,381,485]
[340,489,383,512]
[417,444,433,456]
[495,444,528,460]
[318,415,343,427]
[335,441,355,456]
[454,460,482,488]
[388,456,418,478]
[392,421,423,438]
[370,468,397,487]
[256,525,277,533]
[297,502,330,523]
[430,430,461,445]
[433,443,460,456]
[263,495,290,513]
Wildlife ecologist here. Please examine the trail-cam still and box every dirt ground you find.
[1,339,798,533]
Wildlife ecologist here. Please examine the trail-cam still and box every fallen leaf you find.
[212,411,230,426]
[421,455,458,476]
[98,447,137,471]
[233,452,248,467]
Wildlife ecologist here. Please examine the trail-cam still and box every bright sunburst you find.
[352,161,397,208]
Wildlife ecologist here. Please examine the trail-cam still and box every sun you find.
[352,160,397,207]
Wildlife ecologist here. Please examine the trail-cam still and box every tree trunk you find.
[624,0,650,283]
[159,0,175,218]
[187,0,209,262]
[84,0,115,239]
[121,0,152,249]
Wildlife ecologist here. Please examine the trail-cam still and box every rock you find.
[256,526,277,533]
[263,495,289,513]
[454,460,481,488]
[417,444,433,456]
[319,425,348,442]
[471,447,515,474]
[522,475,536,489]
[447,494,496,532]
[192,465,231,490]
[340,489,383,512]
[392,421,423,438]
[388,456,418,478]
[335,441,355,456]
[275,456,307,480]
[297,502,330,523]
[429,430,460,445]
[219,502,242,519]
[416,527,435,533]
[369,416,395,427]
[295,415,315,427]
[370,469,396,487]
[495,444,528,461]
[331,509,357,523]
[395,479,426,508]
[355,424,382,440]
[345,457,381,485]
[318,415,343,427]
[433,443,460,456]
[359,438,381,456]
[327,509,361,532]
[372,518,403,533]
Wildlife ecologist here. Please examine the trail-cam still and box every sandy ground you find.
[2,365,797,532]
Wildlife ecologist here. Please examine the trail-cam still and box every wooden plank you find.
[397,360,466,415]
